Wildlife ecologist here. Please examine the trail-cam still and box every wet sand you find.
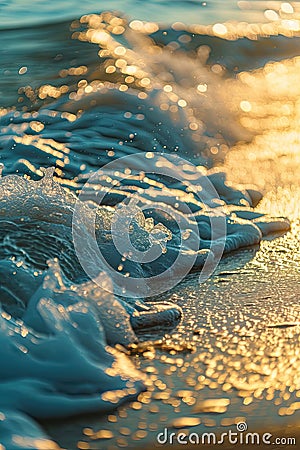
[45,140,300,449]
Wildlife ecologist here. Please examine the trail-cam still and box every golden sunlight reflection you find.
[223,53,300,283]
[1,6,300,450]
[13,9,299,178]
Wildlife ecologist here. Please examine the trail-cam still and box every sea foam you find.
[0,11,294,448]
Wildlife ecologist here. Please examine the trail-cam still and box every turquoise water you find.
[0,1,299,448]
[0,0,272,28]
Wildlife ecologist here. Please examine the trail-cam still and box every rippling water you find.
[0,1,299,448]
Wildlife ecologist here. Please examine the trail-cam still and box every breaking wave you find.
[0,7,297,448]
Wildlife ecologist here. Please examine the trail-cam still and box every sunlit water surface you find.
[0,1,300,448]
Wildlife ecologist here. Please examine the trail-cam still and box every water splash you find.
[0,7,297,447]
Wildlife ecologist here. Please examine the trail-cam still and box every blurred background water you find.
[0,0,289,28]
[2,1,300,155]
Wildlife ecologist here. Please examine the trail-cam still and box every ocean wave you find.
[0,9,296,448]
[0,126,289,448]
